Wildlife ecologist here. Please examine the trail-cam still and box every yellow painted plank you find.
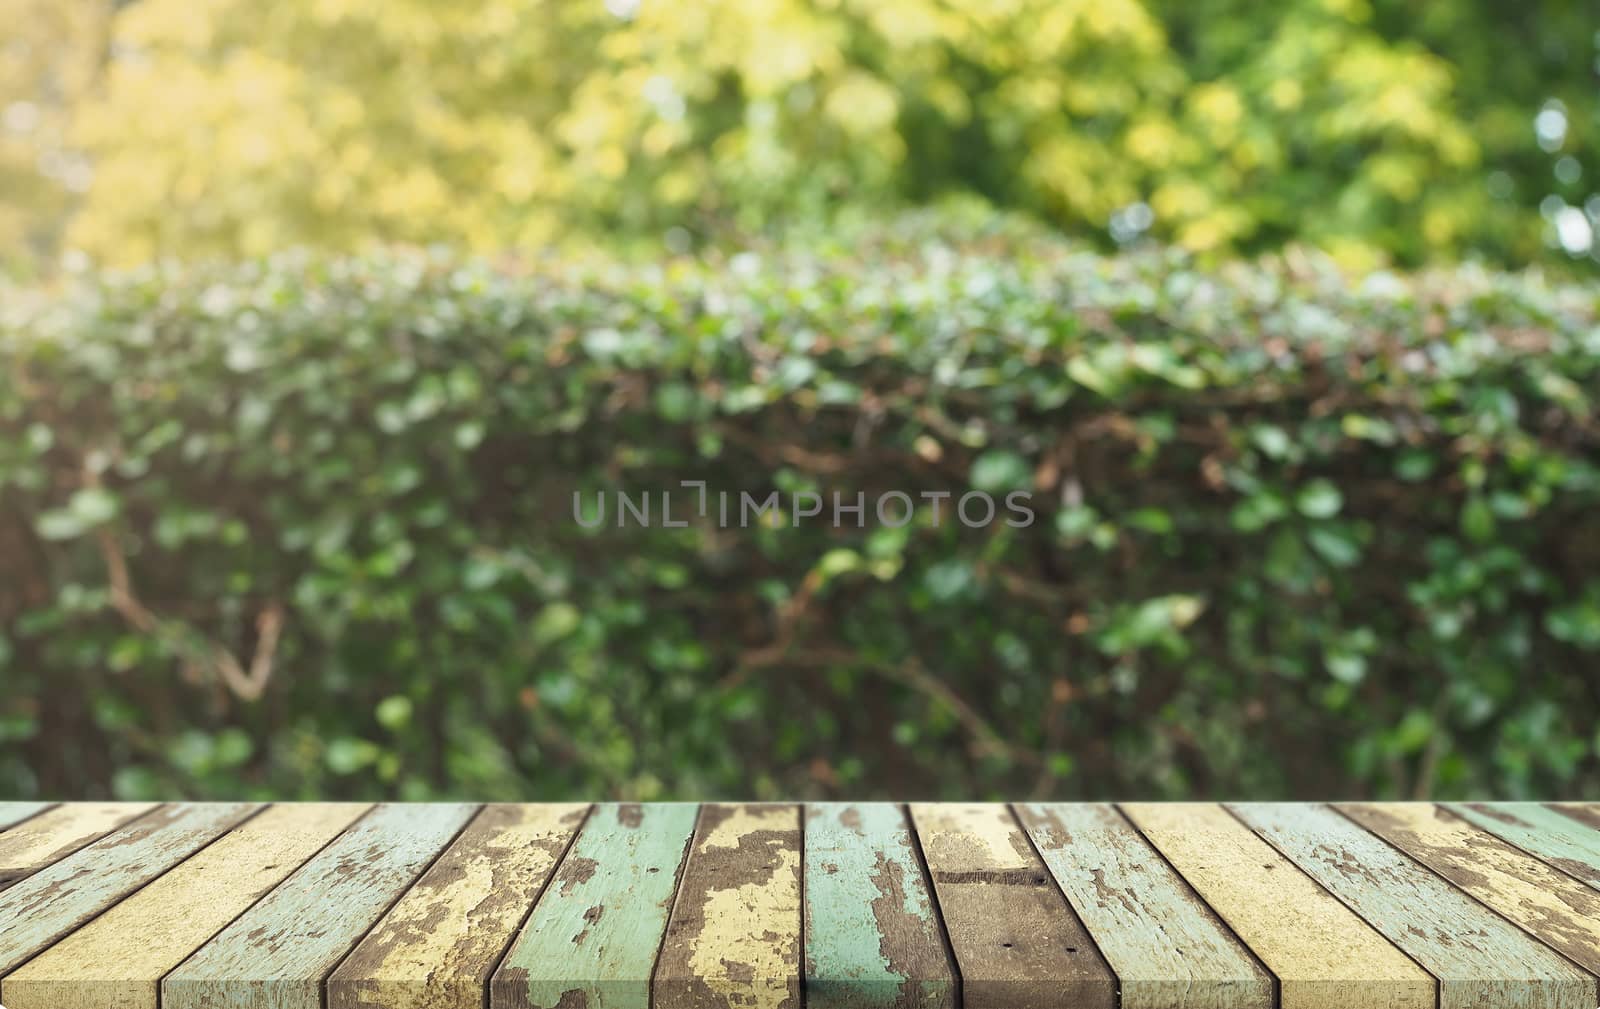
[2,802,369,1009]
[1235,802,1595,1009]
[0,803,261,977]
[1342,803,1600,976]
[0,802,157,885]
[1122,803,1433,1009]
[329,803,589,1009]
[655,804,803,1009]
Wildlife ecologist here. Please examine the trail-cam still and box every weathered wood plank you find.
[908,803,1115,1009]
[1452,802,1600,889]
[1123,802,1433,1009]
[0,803,258,976]
[0,802,158,885]
[2,802,370,1009]
[804,803,955,1009]
[1342,803,1600,975]
[163,802,477,1009]
[0,803,53,832]
[1446,803,1600,890]
[1555,804,1600,831]
[1015,803,1272,1009]
[491,802,699,1009]
[655,804,802,1009]
[1233,802,1597,1009]
[328,803,590,1009]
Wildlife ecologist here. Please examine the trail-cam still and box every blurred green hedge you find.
[3,217,1599,801]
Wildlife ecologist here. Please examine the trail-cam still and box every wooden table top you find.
[0,802,1597,1009]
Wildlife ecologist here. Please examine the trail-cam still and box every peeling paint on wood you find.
[1342,803,1600,976]
[1555,804,1600,831]
[2,802,369,1009]
[1122,802,1434,1009]
[10,800,1600,1008]
[803,803,954,1009]
[162,803,477,1009]
[328,803,590,1009]
[1016,803,1272,1009]
[1446,802,1600,890]
[656,804,802,1009]
[0,803,53,833]
[0,802,157,886]
[1234,802,1597,1009]
[0,803,258,976]
[491,802,698,1009]
[908,803,1115,1009]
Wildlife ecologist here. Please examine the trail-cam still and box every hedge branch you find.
[96,527,284,702]
[81,447,284,704]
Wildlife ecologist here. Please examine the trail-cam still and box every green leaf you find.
[376,695,415,730]
[1296,480,1343,519]
[970,451,1031,492]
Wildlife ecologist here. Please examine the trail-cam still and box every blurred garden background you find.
[1,0,1599,802]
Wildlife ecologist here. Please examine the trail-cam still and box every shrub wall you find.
[3,223,1599,800]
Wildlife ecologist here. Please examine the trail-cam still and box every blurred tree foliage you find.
[1,0,1597,271]
[3,215,1599,802]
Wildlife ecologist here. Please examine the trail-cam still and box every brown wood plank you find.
[1555,804,1600,831]
[655,804,803,1009]
[908,803,1115,1009]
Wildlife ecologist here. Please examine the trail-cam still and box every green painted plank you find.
[1016,803,1273,1009]
[0,803,258,976]
[1554,804,1600,831]
[1233,802,1597,1009]
[804,803,954,1009]
[1446,802,1600,891]
[0,802,159,886]
[163,802,477,1009]
[491,802,699,1009]
[1342,803,1600,977]
[0,803,53,832]
[328,803,588,1009]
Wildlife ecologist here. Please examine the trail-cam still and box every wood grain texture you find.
[328,803,590,1009]
[1122,803,1434,1009]
[1234,802,1597,1009]
[656,804,802,1009]
[1447,803,1600,890]
[1015,803,1272,1009]
[0,803,53,832]
[0,802,157,885]
[804,803,955,1009]
[1556,804,1600,831]
[908,803,1115,1009]
[0,803,258,976]
[162,802,477,1009]
[492,802,699,1009]
[2,802,370,1009]
[1341,803,1600,975]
